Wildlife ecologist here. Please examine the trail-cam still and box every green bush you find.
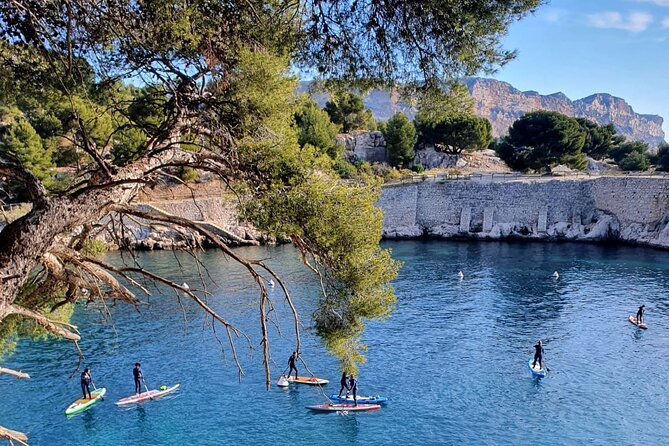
[178,166,199,182]
[412,164,425,173]
[619,151,650,171]
[654,143,669,171]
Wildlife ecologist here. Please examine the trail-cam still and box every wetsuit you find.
[133,367,143,394]
[348,377,358,406]
[80,371,92,399]
[532,344,544,369]
[637,306,645,324]
[288,354,298,379]
[338,372,349,397]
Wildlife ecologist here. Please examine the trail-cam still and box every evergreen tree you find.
[324,92,376,133]
[383,112,417,167]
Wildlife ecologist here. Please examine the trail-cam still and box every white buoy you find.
[268,279,275,288]
[552,271,559,279]
[182,282,190,289]
[457,271,464,280]
[276,375,289,387]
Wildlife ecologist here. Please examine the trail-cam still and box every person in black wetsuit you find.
[81,368,93,399]
[532,340,544,370]
[337,372,349,398]
[288,352,299,379]
[348,375,358,406]
[133,363,143,395]
[636,304,645,325]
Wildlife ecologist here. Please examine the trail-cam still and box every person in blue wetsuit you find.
[133,363,143,395]
[288,352,299,379]
[636,304,645,325]
[532,340,544,370]
[348,375,358,406]
[81,368,93,399]
[337,372,349,398]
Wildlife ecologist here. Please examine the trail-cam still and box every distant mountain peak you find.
[465,78,664,146]
[301,78,666,146]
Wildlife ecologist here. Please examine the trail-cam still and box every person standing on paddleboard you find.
[288,352,299,379]
[636,305,645,325]
[532,341,544,370]
[337,372,349,397]
[133,363,143,395]
[348,375,358,406]
[81,368,93,399]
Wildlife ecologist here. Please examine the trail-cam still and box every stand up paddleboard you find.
[65,388,106,415]
[307,403,381,412]
[115,384,180,406]
[528,359,546,378]
[628,315,648,329]
[276,375,329,387]
[328,394,388,405]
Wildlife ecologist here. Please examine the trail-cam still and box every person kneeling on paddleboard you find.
[133,363,143,395]
[288,352,299,379]
[337,372,349,397]
[636,305,645,325]
[348,375,358,407]
[532,341,544,370]
[81,368,93,399]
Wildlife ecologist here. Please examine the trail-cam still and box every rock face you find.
[337,130,387,163]
[465,78,665,147]
[378,176,669,249]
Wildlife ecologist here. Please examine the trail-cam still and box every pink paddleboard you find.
[115,384,180,406]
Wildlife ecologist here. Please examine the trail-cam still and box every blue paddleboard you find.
[328,394,388,405]
[528,359,546,378]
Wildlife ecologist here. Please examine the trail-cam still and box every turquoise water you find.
[2,241,669,445]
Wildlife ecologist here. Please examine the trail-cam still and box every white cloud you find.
[542,8,568,23]
[662,17,669,27]
[587,11,653,33]
[637,0,669,7]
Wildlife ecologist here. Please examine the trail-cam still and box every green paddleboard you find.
[65,388,106,415]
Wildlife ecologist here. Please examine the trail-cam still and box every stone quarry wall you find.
[379,177,669,248]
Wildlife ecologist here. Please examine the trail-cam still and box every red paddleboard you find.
[307,403,381,412]
[628,315,648,329]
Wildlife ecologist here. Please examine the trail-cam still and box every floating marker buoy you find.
[457,271,464,280]
[552,271,559,279]
[182,282,190,289]
[268,279,275,288]
[276,375,289,387]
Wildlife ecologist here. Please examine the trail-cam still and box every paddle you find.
[91,381,104,401]
[142,377,154,399]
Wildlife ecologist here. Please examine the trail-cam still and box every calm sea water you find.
[2,241,669,445]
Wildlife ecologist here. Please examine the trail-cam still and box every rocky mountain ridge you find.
[465,78,665,147]
[301,79,666,147]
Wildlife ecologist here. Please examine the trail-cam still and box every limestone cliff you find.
[465,78,665,147]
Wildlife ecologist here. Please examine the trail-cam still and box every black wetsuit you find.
[532,344,544,369]
[288,354,298,379]
[133,367,143,394]
[80,371,92,399]
[338,372,349,397]
[348,377,358,406]
[637,306,645,324]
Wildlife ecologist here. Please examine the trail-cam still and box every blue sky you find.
[493,0,669,135]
